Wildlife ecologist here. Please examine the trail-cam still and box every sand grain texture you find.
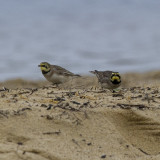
[0,73,160,160]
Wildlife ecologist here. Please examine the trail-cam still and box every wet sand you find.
[0,71,160,160]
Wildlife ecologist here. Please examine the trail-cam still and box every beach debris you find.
[45,115,53,120]
[17,142,23,145]
[117,103,148,110]
[43,130,61,135]
[112,93,124,98]
[47,104,53,110]
[146,87,151,90]
[126,145,129,148]
[0,87,9,92]
[18,88,38,96]
[83,102,90,106]
[87,142,92,146]
[71,101,81,105]
[54,103,80,112]
[48,99,60,104]
[40,104,48,108]
[131,95,142,99]
[21,107,32,111]
[13,107,32,116]
[65,91,76,97]
[142,94,156,104]
[0,110,9,118]
[18,91,30,95]
[47,91,55,94]
[151,89,159,94]
[72,139,81,148]
[1,93,5,98]
[138,148,150,155]
[73,118,82,125]
[28,88,38,95]
[130,87,142,93]
[54,97,65,102]
[80,95,96,100]
[101,155,106,158]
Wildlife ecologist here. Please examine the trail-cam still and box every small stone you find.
[17,142,23,145]
[41,104,48,108]
[87,142,92,146]
[126,145,129,148]
[47,104,53,110]
[101,155,106,158]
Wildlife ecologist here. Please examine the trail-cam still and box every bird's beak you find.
[38,65,41,67]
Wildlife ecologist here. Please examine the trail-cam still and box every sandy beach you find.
[0,71,160,160]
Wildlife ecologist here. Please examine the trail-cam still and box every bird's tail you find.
[89,70,98,74]
[74,74,81,77]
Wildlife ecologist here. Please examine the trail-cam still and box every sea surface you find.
[0,0,160,81]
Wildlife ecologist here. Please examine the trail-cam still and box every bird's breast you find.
[45,73,69,84]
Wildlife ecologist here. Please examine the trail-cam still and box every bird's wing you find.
[52,65,80,77]
[90,70,112,79]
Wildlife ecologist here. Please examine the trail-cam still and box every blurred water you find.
[0,0,160,81]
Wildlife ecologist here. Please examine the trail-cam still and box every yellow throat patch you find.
[38,62,51,73]
[111,73,121,83]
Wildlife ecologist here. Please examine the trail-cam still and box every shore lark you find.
[38,62,80,85]
[90,70,121,90]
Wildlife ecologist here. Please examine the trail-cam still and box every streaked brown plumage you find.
[38,62,80,84]
[90,70,121,90]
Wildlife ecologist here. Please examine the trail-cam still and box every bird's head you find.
[38,62,51,74]
[110,72,121,84]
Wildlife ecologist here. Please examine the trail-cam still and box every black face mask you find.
[111,75,121,84]
[42,69,50,74]
[111,79,121,84]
